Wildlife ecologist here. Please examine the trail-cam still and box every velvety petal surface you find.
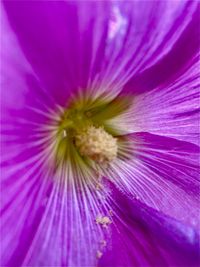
[2,0,111,104]
[99,183,200,267]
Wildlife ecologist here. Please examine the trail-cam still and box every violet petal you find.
[99,182,200,267]
[105,133,200,229]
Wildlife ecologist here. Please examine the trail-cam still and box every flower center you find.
[54,102,119,168]
[54,94,133,169]
[75,125,118,164]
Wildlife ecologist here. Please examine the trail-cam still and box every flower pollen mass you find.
[75,125,117,164]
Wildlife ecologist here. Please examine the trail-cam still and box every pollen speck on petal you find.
[96,215,112,228]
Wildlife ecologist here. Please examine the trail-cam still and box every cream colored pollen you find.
[95,215,112,228]
[75,126,118,164]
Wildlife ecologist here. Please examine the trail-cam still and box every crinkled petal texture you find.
[1,1,200,267]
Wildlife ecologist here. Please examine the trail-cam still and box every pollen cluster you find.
[75,126,118,164]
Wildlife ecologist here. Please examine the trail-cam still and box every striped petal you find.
[3,1,198,102]
[104,133,200,230]
[0,11,111,266]
[99,183,200,267]
[110,54,200,145]
[98,0,198,92]
[2,1,111,104]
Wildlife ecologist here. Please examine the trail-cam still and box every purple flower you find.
[1,1,200,267]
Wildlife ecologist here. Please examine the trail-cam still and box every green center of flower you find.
[53,95,131,169]
[56,105,118,165]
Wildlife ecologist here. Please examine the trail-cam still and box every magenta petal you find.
[1,6,65,133]
[0,160,53,266]
[2,1,110,103]
[1,166,109,267]
[116,55,200,145]
[1,1,200,267]
[107,133,199,229]
[123,5,200,95]
[99,183,200,267]
[132,133,200,195]
[98,0,198,90]
[3,1,199,99]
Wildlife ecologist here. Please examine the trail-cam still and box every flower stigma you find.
[75,125,117,164]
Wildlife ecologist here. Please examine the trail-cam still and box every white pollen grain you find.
[62,129,67,138]
[96,215,112,228]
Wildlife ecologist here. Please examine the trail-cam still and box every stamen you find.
[75,126,118,164]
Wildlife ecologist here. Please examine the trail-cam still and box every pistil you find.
[75,125,118,164]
